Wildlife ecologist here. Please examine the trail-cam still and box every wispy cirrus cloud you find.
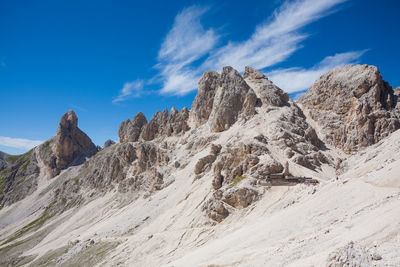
[113,80,144,103]
[156,6,219,95]
[0,136,43,150]
[204,0,347,71]
[114,0,364,100]
[268,50,368,93]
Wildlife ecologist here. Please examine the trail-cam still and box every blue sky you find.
[0,0,399,155]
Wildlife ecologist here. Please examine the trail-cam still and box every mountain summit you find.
[1,65,399,266]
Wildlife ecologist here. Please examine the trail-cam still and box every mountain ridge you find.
[0,64,399,266]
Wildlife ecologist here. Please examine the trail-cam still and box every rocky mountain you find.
[0,110,98,208]
[0,64,399,266]
[299,64,400,152]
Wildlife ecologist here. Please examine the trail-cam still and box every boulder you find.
[222,187,259,209]
[194,155,216,175]
[202,198,229,223]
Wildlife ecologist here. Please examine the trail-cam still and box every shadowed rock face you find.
[103,139,116,148]
[191,71,220,127]
[299,64,400,152]
[192,66,258,132]
[118,112,148,143]
[55,110,98,170]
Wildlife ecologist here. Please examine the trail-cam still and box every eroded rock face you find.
[194,155,216,175]
[55,110,98,170]
[192,67,259,132]
[0,151,9,171]
[244,66,289,107]
[209,67,258,132]
[103,139,116,148]
[140,108,190,141]
[222,187,259,209]
[202,197,229,223]
[191,71,220,126]
[299,64,400,152]
[0,149,40,208]
[118,112,148,143]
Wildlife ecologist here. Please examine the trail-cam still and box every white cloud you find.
[158,6,218,64]
[115,0,358,98]
[205,0,347,70]
[153,0,349,95]
[113,80,144,103]
[157,6,219,95]
[267,50,367,93]
[0,136,43,150]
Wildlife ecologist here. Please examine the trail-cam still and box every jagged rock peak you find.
[119,107,190,143]
[55,110,97,170]
[208,66,258,132]
[243,66,267,80]
[192,66,258,132]
[140,107,190,141]
[299,64,400,152]
[118,112,148,143]
[191,70,220,127]
[243,66,289,107]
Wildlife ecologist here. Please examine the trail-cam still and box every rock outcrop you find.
[119,108,190,143]
[192,66,258,132]
[118,112,148,143]
[191,71,220,127]
[244,66,289,107]
[299,64,400,152]
[140,107,190,141]
[55,110,98,171]
[103,139,116,148]
[0,149,40,208]
[327,241,382,267]
[0,151,9,171]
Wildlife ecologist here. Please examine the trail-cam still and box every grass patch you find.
[231,175,247,186]
[7,149,34,165]
[22,160,30,171]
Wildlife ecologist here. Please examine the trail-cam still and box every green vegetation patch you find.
[8,149,34,165]
[231,175,247,186]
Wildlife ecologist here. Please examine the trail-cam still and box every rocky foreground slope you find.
[0,64,399,266]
